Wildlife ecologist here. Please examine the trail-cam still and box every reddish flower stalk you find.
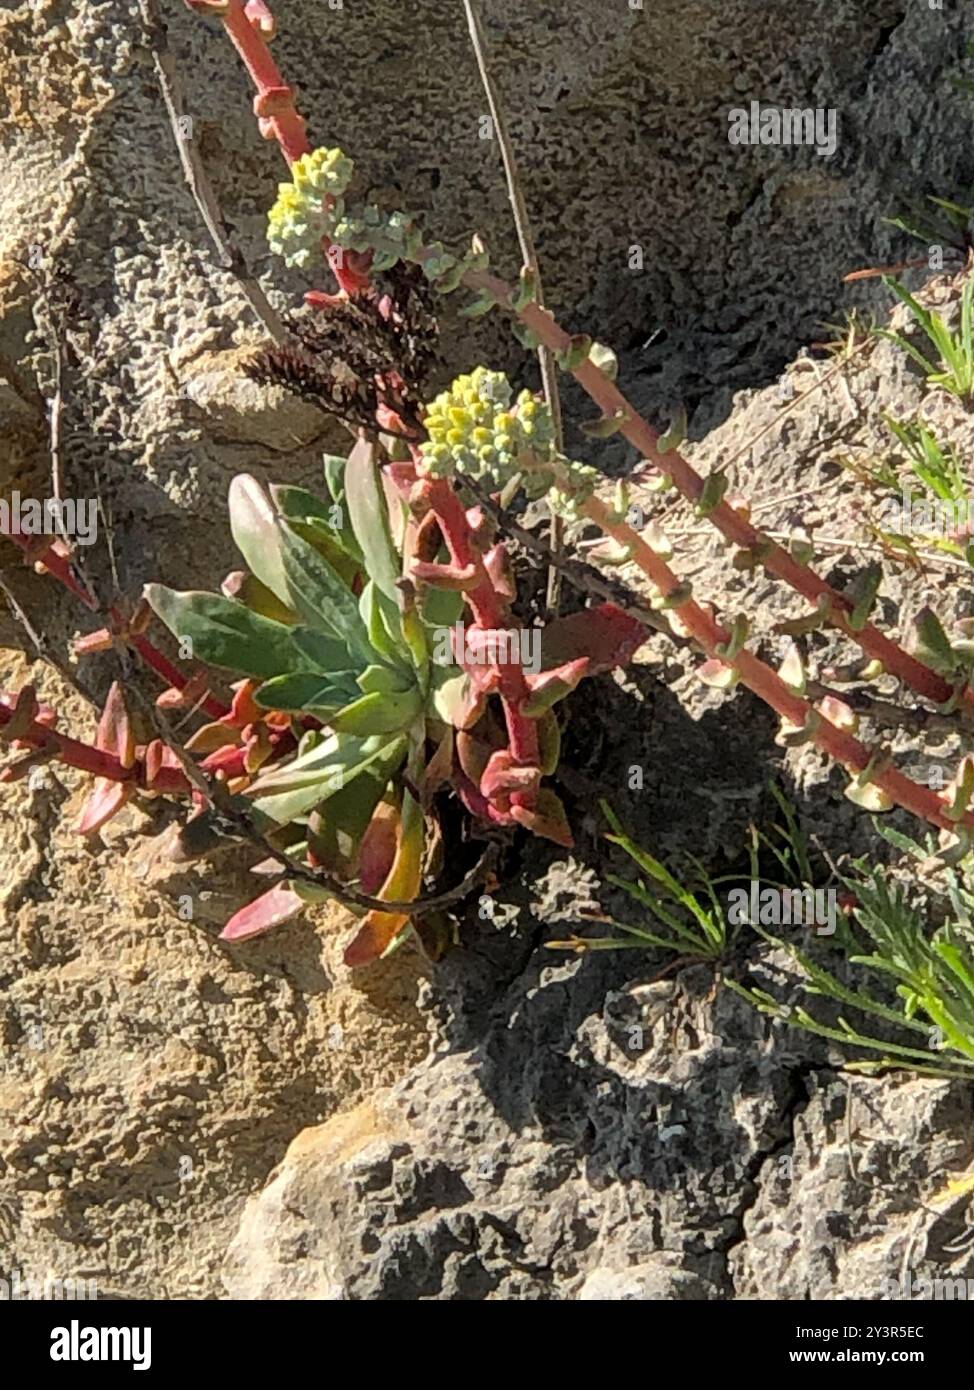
[458,271,967,713]
[184,0,372,297]
[4,528,229,720]
[584,494,973,835]
[417,475,540,818]
[0,689,190,795]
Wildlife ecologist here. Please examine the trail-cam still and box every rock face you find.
[223,946,974,1300]
[222,290,974,1301]
[3,0,974,1301]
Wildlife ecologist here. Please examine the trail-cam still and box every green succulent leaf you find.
[423,591,464,632]
[279,522,375,664]
[430,662,481,730]
[271,482,362,578]
[254,671,361,715]
[330,688,423,736]
[912,605,957,676]
[308,769,396,877]
[845,562,883,633]
[359,582,410,670]
[343,438,402,602]
[249,732,407,825]
[358,663,418,696]
[229,474,289,604]
[144,586,334,680]
[287,626,360,674]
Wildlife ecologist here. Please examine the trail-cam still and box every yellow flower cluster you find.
[267,147,354,268]
[419,368,600,512]
[420,368,554,491]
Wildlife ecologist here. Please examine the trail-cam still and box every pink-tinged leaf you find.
[228,473,289,603]
[200,743,249,777]
[454,770,496,821]
[155,670,211,711]
[697,658,740,691]
[420,729,454,808]
[304,288,345,311]
[358,800,400,895]
[538,602,645,674]
[483,543,515,600]
[97,683,136,768]
[1,685,40,742]
[220,883,306,942]
[410,559,479,591]
[143,739,190,794]
[76,779,132,836]
[344,792,423,967]
[510,788,575,848]
[480,749,541,802]
[521,658,591,717]
[73,627,115,657]
[384,460,420,496]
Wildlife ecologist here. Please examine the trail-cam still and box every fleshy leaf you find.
[220,883,306,943]
[254,671,360,714]
[358,799,401,894]
[522,659,591,717]
[330,689,423,736]
[250,733,406,825]
[279,522,375,664]
[430,663,484,730]
[344,789,424,966]
[537,602,645,674]
[307,762,395,878]
[344,436,402,603]
[229,474,289,604]
[76,780,131,836]
[145,585,336,680]
[510,787,574,847]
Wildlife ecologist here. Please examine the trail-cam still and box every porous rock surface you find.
[2,0,974,1300]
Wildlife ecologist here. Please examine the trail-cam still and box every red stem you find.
[218,0,310,165]
[585,494,970,834]
[4,530,230,720]
[192,0,373,296]
[2,702,136,785]
[421,476,540,790]
[490,280,966,712]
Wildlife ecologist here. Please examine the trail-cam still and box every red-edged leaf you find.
[480,749,541,802]
[521,658,591,716]
[358,800,400,895]
[220,883,306,942]
[76,780,132,836]
[538,602,645,673]
[97,683,136,768]
[510,788,574,848]
[343,792,423,967]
